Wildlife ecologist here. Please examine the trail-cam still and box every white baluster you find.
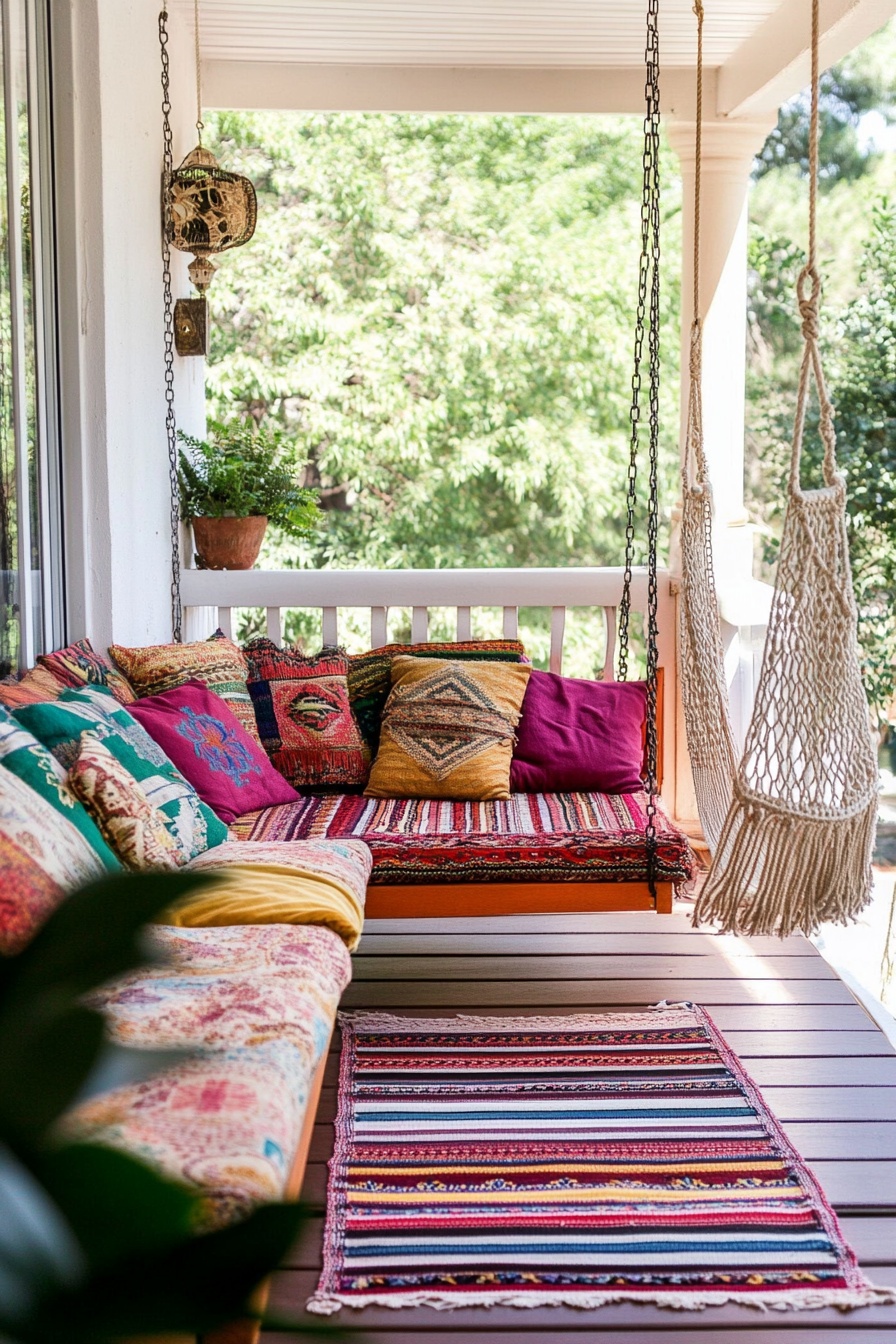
[322,607,339,647]
[411,606,428,643]
[456,606,472,640]
[602,606,617,681]
[549,607,566,674]
[217,607,233,640]
[370,607,388,648]
[503,606,519,639]
[266,607,282,644]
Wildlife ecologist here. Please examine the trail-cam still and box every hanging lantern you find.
[164,145,257,295]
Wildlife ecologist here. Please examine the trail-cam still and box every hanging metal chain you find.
[643,9,661,896]
[618,0,661,682]
[160,5,183,642]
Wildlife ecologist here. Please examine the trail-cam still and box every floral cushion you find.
[243,640,368,790]
[38,638,136,705]
[109,632,261,747]
[0,666,65,708]
[70,923,351,1227]
[68,733,185,870]
[15,685,228,861]
[0,833,65,956]
[129,680,299,824]
[0,706,119,868]
[0,768,109,953]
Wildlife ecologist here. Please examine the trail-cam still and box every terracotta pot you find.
[191,515,268,570]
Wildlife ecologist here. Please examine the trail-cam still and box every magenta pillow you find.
[510,671,647,795]
[129,680,300,825]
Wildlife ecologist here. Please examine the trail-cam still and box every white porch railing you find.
[181,564,679,805]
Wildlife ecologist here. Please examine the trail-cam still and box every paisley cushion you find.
[15,685,228,861]
[38,638,137,705]
[68,732,186,870]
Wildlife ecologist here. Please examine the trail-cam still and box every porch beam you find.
[203,60,707,117]
[718,0,896,119]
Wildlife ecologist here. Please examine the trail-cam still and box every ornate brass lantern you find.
[164,145,257,295]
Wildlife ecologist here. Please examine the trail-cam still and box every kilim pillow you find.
[38,638,137,706]
[69,732,185,871]
[0,665,66,708]
[0,769,109,954]
[348,639,528,756]
[365,656,531,801]
[129,680,300,824]
[244,639,369,791]
[0,705,120,869]
[510,671,647,794]
[109,631,261,747]
[15,685,228,861]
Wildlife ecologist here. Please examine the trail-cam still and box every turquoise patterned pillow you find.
[15,685,228,860]
[0,706,120,869]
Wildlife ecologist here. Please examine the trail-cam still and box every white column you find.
[53,0,205,649]
[666,118,773,587]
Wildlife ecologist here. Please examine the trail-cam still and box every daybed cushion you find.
[166,838,372,950]
[0,665,65,708]
[129,680,300,823]
[69,923,351,1228]
[232,790,695,887]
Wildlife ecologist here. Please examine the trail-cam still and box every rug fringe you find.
[338,1008,699,1032]
[306,1284,896,1315]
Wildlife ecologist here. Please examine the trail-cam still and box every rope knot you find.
[797,265,821,343]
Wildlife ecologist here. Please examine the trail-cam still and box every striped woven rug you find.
[308,1006,896,1314]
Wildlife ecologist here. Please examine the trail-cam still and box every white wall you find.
[54,0,205,649]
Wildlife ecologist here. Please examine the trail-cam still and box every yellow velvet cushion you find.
[365,656,531,801]
[159,861,366,951]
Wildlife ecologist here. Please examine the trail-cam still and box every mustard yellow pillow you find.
[159,862,365,950]
[364,656,530,801]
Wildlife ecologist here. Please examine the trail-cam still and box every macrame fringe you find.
[306,1284,896,1315]
[694,793,877,937]
[337,1009,700,1032]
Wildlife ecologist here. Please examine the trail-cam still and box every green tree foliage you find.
[204,112,681,577]
[754,21,896,185]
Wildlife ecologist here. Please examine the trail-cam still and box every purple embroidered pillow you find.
[128,680,300,825]
[510,671,647,795]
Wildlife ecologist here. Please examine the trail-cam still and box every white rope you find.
[693,0,878,937]
[676,0,739,853]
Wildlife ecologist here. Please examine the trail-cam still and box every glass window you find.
[0,0,60,676]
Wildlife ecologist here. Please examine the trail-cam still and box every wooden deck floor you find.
[264,909,896,1341]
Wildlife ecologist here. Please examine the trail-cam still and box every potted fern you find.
[178,420,321,570]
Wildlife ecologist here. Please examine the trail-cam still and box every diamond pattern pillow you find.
[69,733,186,871]
[244,640,368,791]
[15,685,228,861]
[109,631,260,746]
[348,640,527,756]
[365,656,530,801]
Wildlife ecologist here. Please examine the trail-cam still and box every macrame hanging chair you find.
[685,0,878,937]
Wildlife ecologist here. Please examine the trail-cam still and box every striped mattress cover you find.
[231,792,695,888]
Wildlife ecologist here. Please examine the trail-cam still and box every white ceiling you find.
[183,0,779,68]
